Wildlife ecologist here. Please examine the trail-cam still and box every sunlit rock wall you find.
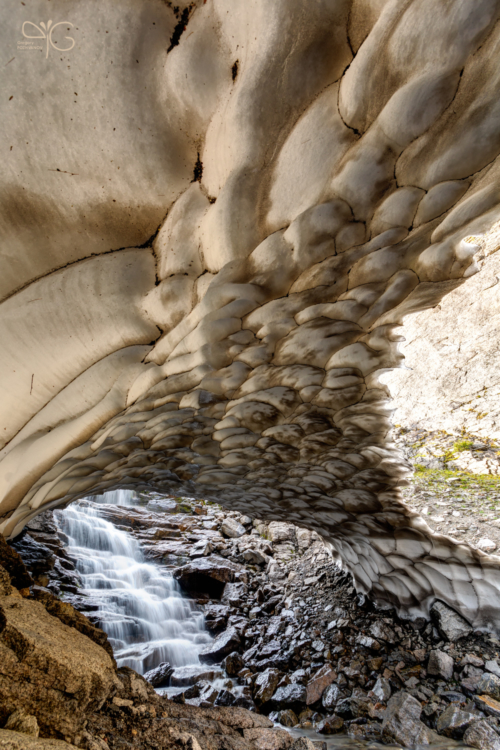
[385,223,500,438]
[2,0,500,629]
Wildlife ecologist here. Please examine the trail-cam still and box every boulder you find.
[271,684,307,709]
[254,668,281,705]
[242,549,269,565]
[0,538,32,591]
[382,692,440,748]
[189,540,213,558]
[290,740,317,750]
[169,665,221,686]
[335,695,370,720]
[355,634,380,650]
[173,556,246,597]
[436,704,479,738]
[486,660,500,678]
[203,603,229,634]
[220,518,246,538]
[463,720,500,750]
[431,601,472,641]
[214,689,236,707]
[267,523,295,543]
[306,665,336,705]
[143,662,174,688]
[315,715,344,734]
[474,694,500,718]
[369,677,391,704]
[222,651,244,676]
[31,588,114,662]
[4,711,39,737]
[322,683,343,710]
[221,582,247,607]
[369,620,396,644]
[0,593,117,741]
[476,673,500,700]
[276,709,298,727]
[0,729,78,749]
[427,649,454,680]
[199,627,241,664]
[242,727,292,750]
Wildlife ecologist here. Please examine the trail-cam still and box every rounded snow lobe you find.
[1,0,500,629]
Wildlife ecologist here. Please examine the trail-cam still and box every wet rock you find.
[272,684,307,709]
[173,555,246,597]
[290,669,307,685]
[214,688,236,706]
[477,672,500,700]
[276,709,298,727]
[220,518,246,539]
[369,677,391,704]
[169,665,221,686]
[243,727,293,750]
[356,634,380,650]
[382,692,440,748]
[143,662,173,688]
[430,601,472,641]
[254,668,281,705]
[4,710,39,737]
[289,739,319,750]
[335,695,370,721]
[199,626,241,664]
[322,683,343,710]
[463,719,500,749]
[203,603,230,634]
[427,649,454,680]
[222,651,244,676]
[306,665,337,705]
[315,715,344,734]
[196,681,218,704]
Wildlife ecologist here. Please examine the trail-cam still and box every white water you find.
[54,490,212,674]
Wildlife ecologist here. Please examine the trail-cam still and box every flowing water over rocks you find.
[53,492,211,673]
[10,490,500,748]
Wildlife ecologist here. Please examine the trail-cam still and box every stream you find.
[54,490,212,674]
[52,491,465,750]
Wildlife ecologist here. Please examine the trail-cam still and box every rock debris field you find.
[396,427,500,554]
[5,491,500,750]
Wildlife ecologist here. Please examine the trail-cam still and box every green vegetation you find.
[452,439,473,453]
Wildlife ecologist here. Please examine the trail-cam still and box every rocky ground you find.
[395,427,500,554]
[6,492,500,749]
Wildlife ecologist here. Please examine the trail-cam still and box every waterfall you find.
[54,491,212,674]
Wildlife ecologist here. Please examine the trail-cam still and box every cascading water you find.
[54,490,212,674]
